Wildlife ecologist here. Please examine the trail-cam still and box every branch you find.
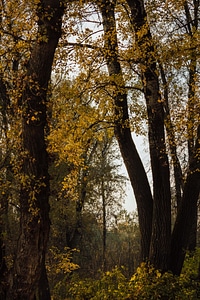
[62,41,104,54]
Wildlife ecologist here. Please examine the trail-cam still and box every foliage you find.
[65,267,129,300]
[0,0,200,298]
[47,246,79,276]
[46,246,79,300]
[129,263,199,299]
[182,248,200,280]
[62,261,200,300]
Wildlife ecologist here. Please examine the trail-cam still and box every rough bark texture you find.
[170,125,200,275]
[0,77,10,298]
[169,1,200,275]
[7,1,64,299]
[0,197,7,300]
[99,0,153,261]
[126,0,171,271]
[37,255,51,300]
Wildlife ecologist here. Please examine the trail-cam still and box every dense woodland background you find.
[0,0,200,299]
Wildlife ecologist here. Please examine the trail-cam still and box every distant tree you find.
[47,83,127,275]
[106,211,140,277]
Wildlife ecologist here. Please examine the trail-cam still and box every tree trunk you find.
[66,160,89,249]
[99,0,153,262]
[37,254,51,300]
[159,64,183,207]
[126,0,171,271]
[0,75,11,298]
[0,203,7,300]
[102,178,106,272]
[170,1,200,275]
[170,125,200,275]
[7,1,64,299]
[188,208,197,252]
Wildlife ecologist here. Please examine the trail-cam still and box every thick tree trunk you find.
[170,1,200,274]
[170,125,200,275]
[37,254,51,300]
[145,66,171,271]
[188,208,197,252]
[99,0,153,262]
[0,182,9,299]
[7,1,64,299]
[126,0,171,271]
[0,205,7,300]
[0,76,11,298]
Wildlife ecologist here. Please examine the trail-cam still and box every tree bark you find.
[170,125,200,275]
[99,0,153,262]
[126,0,171,271]
[0,75,11,298]
[7,1,64,299]
[102,177,106,272]
[37,254,51,300]
[170,1,200,274]
[159,64,183,207]
[184,1,199,251]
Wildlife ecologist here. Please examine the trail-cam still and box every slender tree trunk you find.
[101,178,106,272]
[99,0,153,262]
[159,64,183,207]
[66,142,98,249]
[66,151,92,248]
[7,1,64,299]
[126,0,171,271]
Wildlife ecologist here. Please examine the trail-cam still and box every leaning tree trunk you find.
[7,1,64,299]
[99,0,153,262]
[126,0,200,274]
[126,0,171,271]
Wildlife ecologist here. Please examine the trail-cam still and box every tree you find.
[98,0,153,263]
[106,210,141,277]
[60,0,200,275]
[47,80,127,274]
[0,0,64,298]
[0,0,199,298]
[126,0,171,271]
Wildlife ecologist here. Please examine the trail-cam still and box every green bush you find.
[53,249,200,299]
[129,263,199,299]
[66,267,129,300]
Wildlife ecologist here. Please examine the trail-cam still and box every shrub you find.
[54,249,200,299]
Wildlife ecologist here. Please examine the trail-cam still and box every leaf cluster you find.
[62,255,200,299]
